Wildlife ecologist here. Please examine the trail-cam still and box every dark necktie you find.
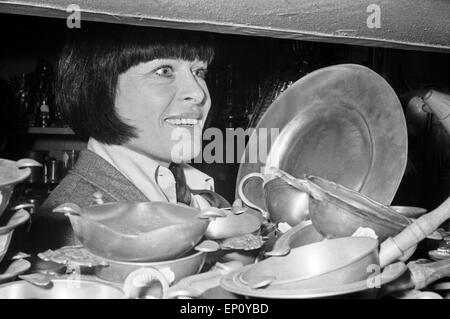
[168,162,192,205]
[168,163,231,208]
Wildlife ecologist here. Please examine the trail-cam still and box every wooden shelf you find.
[27,127,75,135]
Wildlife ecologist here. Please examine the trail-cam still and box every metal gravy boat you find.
[53,202,226,262]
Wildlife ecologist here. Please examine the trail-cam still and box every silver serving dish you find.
[221,261,406,299]
[236,237,379,290]
[236,64,407,210]
[304,175,411,242]
[53,202,224,262]
[220,237,417,299]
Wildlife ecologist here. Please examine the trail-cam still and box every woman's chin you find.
[170,142,202,163]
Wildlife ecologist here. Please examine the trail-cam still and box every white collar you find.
[87,138,214,205]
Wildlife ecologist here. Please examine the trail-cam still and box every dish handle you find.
[237,173,269,219]
[52,203,82,217]
[123,267,170,299]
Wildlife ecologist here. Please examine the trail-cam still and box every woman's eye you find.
[194,68,208,80]
[155,66,174,78]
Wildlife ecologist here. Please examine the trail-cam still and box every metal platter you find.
[220,261,407,299]
[236,64,407,208]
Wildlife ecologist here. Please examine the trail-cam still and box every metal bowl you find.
[305,175,411,241]
[238,237,379,289]
[53,202,221,262]
[93,250,206,284]
[0,278,124,299]
[0,158,40,218]
[221,260,406,299]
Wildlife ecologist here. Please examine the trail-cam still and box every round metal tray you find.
[236,64,407,208]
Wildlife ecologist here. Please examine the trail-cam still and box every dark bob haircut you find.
[56,24,215,144]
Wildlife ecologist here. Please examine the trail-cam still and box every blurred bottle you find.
[33,59,54,126]
[38,94,50,127]
[61,149,79,176]
[44,157,59,184]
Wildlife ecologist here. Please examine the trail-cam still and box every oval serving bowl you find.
[306,175,411,241]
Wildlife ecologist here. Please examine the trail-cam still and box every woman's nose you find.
[179,73,207,106]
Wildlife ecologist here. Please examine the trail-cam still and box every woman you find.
[29,25,230,251]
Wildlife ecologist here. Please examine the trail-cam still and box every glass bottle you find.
[34,59,54,127]
[39,94,50,127]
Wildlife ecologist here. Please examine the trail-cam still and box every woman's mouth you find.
[164,118,203,127]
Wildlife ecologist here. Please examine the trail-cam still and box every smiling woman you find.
[27,24,231,252]
[57,24,214,147]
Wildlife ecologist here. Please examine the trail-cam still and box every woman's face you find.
[115,58,211,165]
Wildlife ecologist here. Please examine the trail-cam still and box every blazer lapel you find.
[70,149,149,202]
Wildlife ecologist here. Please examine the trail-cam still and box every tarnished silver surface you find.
[237,64,407,210]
